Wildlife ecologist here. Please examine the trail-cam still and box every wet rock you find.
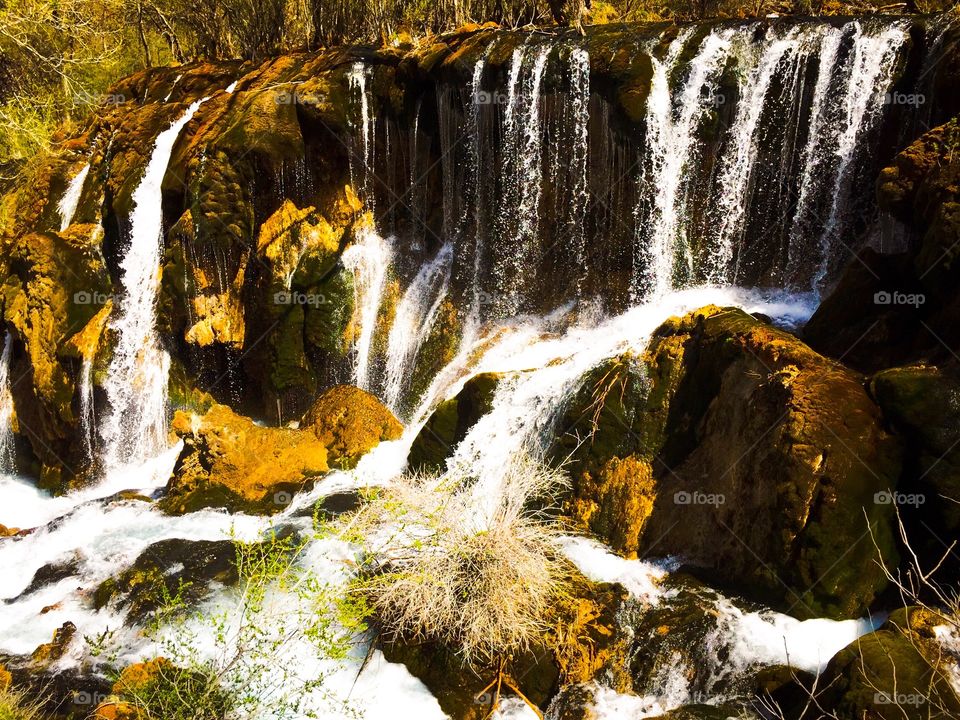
[407,372,501,473]
[556,306,901,619]
[93,538,237,619]
[302,384,403,469]
[809,115,960,374]
[870,362,960,579]
[163,403,329,513]
[811,608,960,720]
[30,621,77,666]
[0,225,112,487]
[382,576,630,720]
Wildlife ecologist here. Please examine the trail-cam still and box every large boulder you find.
[382,576,630,720]
[302,384,403,468]
[807,115,960,374]
[555,306,901,618]
[164,404,329,513]
[810,607,960,720]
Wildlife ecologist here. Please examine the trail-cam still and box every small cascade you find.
[100,97,209,470]
[0,334,15,472]
[706,28,805,283]
[492,44,552,317]
[348,62,376,206]
[637,29,734,299]
[382,243,453,415]
[341,227,393,392]
[58,162,90,232]
[786,26,845,282]
[566,46,591,290]
[78,356,95,462]
[815,21,908,285]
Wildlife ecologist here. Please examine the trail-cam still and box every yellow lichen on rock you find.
[302,385,403,468]
[164,404,329,513]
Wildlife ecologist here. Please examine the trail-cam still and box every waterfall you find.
[58,163,90,232]
[786,26,845,283]
[815,21,908,285]
[342,227,393,392]
[382,243,453,415]
[492,44,552,317]
[567,46,591,290]
[100,98,209,470]
[637,29,735,298]
[78,357,95,462]
[349,62,375,205]
[706,28,805,284]
[0,335,15,472]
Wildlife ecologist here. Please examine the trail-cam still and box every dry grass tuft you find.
[345,453,572,667]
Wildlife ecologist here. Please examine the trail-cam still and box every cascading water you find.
[78,357,95,461]
[341,227,393,391]
[348,62,376,206]
[492,43,552,317]
[57,162,90,231]
[566,46,591,289]
[0,334,16,471]
[706,28,805,284]
[99,97,209,470]
[382,243,453,415]
[815,21,908,284]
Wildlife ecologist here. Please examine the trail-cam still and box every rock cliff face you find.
[1,17,956,484]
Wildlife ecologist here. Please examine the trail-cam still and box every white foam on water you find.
[588,660,692,719]
[558,536,670,604]
[713,596,884,675]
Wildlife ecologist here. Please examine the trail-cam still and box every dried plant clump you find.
[346,453,573,667]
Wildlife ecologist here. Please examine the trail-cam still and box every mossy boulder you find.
[93,538,237,619]
[871,363,960,582]
[812,609,960,720]
[382,576,630,720]
[0,225,112,486]
[163,404,329,514]
[556,306,901,618]
[407,372,501,473]
[301,384,403,469]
